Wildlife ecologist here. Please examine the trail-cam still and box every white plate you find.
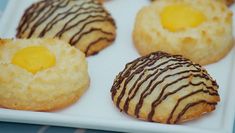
[0,0,235,133]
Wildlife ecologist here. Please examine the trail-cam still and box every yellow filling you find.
[160,4,206,32]
[12,46,56,74]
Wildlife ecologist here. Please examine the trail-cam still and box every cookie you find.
[0,38,90,111]
[133,0,233,65]
[16,0,116,56]
[111,51,220,124]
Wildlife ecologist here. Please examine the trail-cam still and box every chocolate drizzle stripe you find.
[130,63,195,115]
[128,61,191,98]
[19,0,65,35]
[113,53,194,98]
[167,89,218,124]
[69,16,113,45]
[17,0,47,30]
[123,60,195,112]
[115,54,177,107]
[29,0,70,37]
[147,82,218,122]
[120,52,171,78]
[39,3,102,37]
[17,3,39,35]
[111,54,158,98]
[18,1,51,36]
[111,56,154,100]
[77,28,114,43]
[85,37,115,55]
[147,73,217,121]
[112,54,172,94]
[55,10,107,37]
[38,6,75,37]
[127,69,197,115]
[115,55,161,108]
[174,100,217,123]
[19,0,72,34]
[111,60,141,100]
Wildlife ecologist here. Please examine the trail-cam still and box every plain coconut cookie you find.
[133,0,233,65]
[16,0,116,56]
[0,38,89,111]
[111,51,220,124]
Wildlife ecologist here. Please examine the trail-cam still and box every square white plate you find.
[0,0,235,133]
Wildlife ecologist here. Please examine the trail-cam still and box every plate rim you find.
[0,0,235,133]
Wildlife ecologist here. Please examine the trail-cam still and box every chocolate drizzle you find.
[111,51,220,124]
[16,0,116,56]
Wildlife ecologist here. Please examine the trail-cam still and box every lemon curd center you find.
[160,4,206,32]
[12,46,56,74]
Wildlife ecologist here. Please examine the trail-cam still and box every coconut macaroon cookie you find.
[111,51,220,124]
[0,38,89,111]
[16,0,116,56]
[133,0,233,65]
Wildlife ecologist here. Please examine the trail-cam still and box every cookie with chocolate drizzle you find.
[111,51,220,124]
[16,0,116,56]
